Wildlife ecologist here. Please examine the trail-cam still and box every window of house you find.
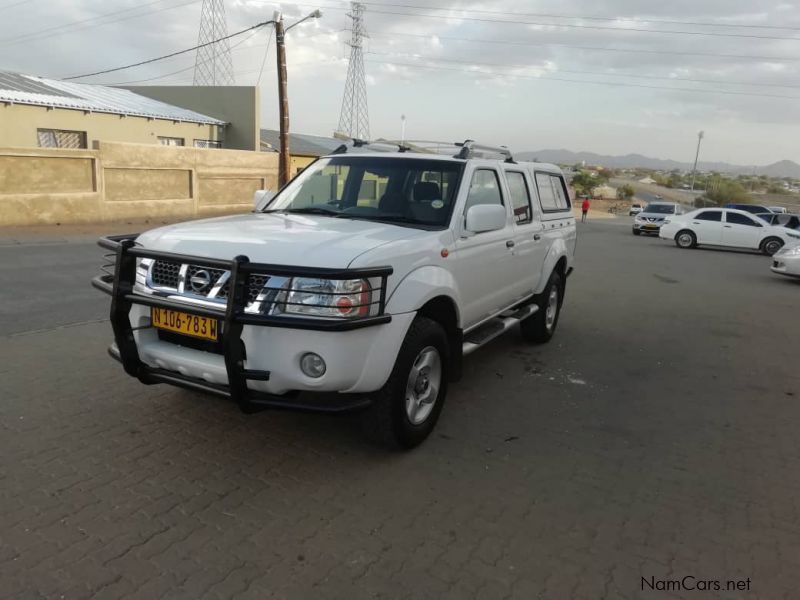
[464,169,503,212]
[726,212,761,227]
[158,136,184,147]
[505,171,532,224]
[37,129,87,149]
[696,211,722,222]
[193,139,221,148]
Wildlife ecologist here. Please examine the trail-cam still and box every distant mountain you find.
[517,149,800,179]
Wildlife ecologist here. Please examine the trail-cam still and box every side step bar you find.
[462,303,539,356]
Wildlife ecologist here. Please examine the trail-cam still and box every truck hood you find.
[135,213,429,268]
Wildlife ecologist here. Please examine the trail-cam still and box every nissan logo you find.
[189,269,212,293]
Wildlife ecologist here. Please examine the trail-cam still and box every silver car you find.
[633,202,683,236]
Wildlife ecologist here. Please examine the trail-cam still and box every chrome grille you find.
[151,260,180,288]
[147,259,269,303]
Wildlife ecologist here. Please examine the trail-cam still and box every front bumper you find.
[771,259,800,278]
[93,235,401,413]
[633,223,662,233]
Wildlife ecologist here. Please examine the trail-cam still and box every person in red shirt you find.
[581,198,590,222]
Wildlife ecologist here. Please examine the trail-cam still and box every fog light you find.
[300,352,326,378]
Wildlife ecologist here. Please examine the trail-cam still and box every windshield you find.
[263,156,465,229]
[644,204,676,214]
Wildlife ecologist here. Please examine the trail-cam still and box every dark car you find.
[724,203,773,215]
[756,213,800,230]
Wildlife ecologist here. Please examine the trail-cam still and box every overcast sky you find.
[2,0,799,165]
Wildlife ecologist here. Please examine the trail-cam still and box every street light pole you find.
[400,114,406,143]
[690,130,705,192]
[275,12,290,188]
[275,9,322,188]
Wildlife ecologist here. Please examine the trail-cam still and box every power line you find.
[62,19,274,81]
[283,2,800,42]
[255,25,275,86]
[363,58,800,100]
[352,1,800,33]
[367,30,798,63]
[0,0,33,11]
[0,0,200,48]
[367,51,800,90]
[107,26,264,85]
[102,26,339,85]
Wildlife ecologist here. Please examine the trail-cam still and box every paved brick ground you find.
[2,221,799,599]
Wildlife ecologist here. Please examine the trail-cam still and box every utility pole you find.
[274,9,322,188]
[275,12,290,187]
[690,130,705,192]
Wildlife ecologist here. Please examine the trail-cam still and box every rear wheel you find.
[761,237,784,256]
[360,317,448,449]
[521,270,563,344]
[675,230,697,249]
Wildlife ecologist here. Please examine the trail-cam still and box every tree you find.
[703,179,750,206]
[570,172,596,196]
[616,184,635,200]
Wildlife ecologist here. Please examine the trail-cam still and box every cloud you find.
[1,0,798,163]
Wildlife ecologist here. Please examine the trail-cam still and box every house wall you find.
[0,141,278,226]
[0,103,222,149]
[124,86,259,151]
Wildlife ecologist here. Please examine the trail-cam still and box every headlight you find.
[663,219,671,224]
[778,244,800,256]
[635,215,646,222]
[281,277,374,318]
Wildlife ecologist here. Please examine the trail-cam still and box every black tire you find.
[360,316,449,449]
[761,237,784,256]
[632,229,641,236]
[521,270,564,344]
[675,230,697,249]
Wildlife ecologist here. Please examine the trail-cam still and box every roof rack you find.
[328,133,515,162]
[454,140,515,162]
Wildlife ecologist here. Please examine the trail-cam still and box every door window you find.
[535,173,571,211]
[696,211,722,221]
[505,171,532,224]
[465,169,504,212]
[726,212,761,227]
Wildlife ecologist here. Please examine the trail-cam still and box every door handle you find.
[723,225,732,228]
[506,240,515,248]
[533,234,541,241]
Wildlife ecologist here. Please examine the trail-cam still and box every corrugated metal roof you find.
[0,71,226,125]
[260,129,342,157]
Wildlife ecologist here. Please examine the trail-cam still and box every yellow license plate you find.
[151,307,219,341]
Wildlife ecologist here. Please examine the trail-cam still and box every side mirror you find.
[253,189,275,211]
[465,204,507,233]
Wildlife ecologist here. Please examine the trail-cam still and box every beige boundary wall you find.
[0,141,278,226]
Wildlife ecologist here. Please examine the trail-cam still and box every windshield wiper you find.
[284,206,342,216]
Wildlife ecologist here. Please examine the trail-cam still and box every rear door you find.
[690,210,723,244]
[722,211,764,248]
[503,168,545,300]
[451,166,517,328]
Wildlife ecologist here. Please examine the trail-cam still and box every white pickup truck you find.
[94,141,576,448]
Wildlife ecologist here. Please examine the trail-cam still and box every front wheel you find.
[675,230,697,249]
[360,316,448,449]
[521,270,564,344]
[632,228,641,236]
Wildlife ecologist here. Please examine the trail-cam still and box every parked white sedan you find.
[771,244,800,279]
[659,208,800,256]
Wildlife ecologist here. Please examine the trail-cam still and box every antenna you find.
[193,0,235,86]
[337,2,370,139]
